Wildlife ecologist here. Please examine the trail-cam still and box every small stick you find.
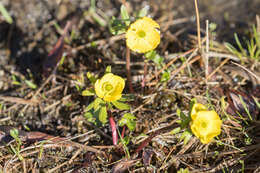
[142,58,148,89]
[205,20,209,83]
[194,0,204,68]
[206,58,229,81]
[146,48,197,83]
[126,47,134,93]
[194,0,201,49]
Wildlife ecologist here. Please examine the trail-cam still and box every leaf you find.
[105,66,112,73]
[86,72,97,84]
[160,71,170,82]
[85,101,94,112]
[99,106,107,124]
[111,159,136,173]
[177,168,191,173]
[176,109,190,128]
[94,98,103,110]
[10,128,19,139]
[120,5,130,26]
[145,50,156,60]
[170,127,181,135]
[0,2,13,24]
[109,16,126,35]
[142,148,154,167]
[42,21,72,77]
[82,89,95,96]
[118,113,136,131]
[180,130,192,145]
[112,101,130,110]
[25,80,37,89]
[137,5,149,18]
[226,88,258,120]
[84,112,96,124]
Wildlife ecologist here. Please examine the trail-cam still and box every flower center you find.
[103,82,113,92]
[137,30,146,38]
[201,121,208,129]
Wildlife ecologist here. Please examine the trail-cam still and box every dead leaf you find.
[142,147,154,167]
[226,88,259,120]
[42,21,71,77]
[111,158,136,173]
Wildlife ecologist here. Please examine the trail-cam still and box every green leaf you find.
[109,16,126,35]
[170,127,181,135]
[137,5,149,18]
[176,109,190,128]
[82,89,95,96]
[145,50,164,66]
[189,98,197,116]
[87,72,97,84]
[0,2,13,24]
[121,136,130,145]
[85,101,94,112]
[120,5,130,26]
[119,113,136,131]
[84,112,96,123]
[25,80,37,89]
[180,130,192,145]
[160,71,170,82]
[145,50,156,59]
[99,106,108,124]
[177,168,191,173]
[10,128,19,139]
[105,66,112,73]
[94,97,105,110]
[118,94,134,102]
[112,101,130,110]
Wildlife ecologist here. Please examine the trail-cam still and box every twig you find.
[194,0,201,49]
[0,96,38,105]
[206,51,241,62]
[126,47,134,93]
[142,58,148,89]
[205,20,209,83]
[206,58,229,81]
[146,48,197,83]
[231,61,260,82]
[171,53,200,77]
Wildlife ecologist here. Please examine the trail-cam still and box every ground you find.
[0,0,260,172]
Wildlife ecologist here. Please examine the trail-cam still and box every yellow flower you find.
[95,73,125,102]
[190,104,222,144]
[126,17,160,53]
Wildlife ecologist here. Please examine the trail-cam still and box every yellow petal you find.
[94,79,104,99]
[191,103,207,120]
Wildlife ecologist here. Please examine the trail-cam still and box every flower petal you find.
[191,103,207,120]
[94,79,104,99]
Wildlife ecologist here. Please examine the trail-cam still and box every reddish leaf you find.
[142,147,154,167]
[226,88,259,120]
[252,85,260,98]
[109,115,118,145]
[42,21,72,77]
[135,131,160,154]
[111,158,136,173]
